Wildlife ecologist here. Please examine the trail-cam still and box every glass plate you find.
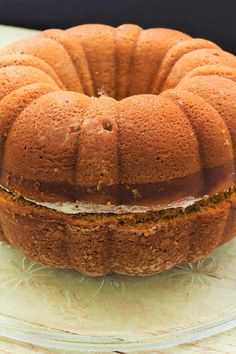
[1,239,236,352]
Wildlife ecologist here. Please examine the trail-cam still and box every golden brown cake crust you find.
[1,25,236,207]
[0,188,236,276]
[0,24,236,275]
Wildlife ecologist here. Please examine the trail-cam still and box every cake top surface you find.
[0,24,235,208]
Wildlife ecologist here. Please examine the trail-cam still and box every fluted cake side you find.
[0,24,235,275]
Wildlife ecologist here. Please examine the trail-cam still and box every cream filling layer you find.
[0,184,201,214]
[26,196,201,214]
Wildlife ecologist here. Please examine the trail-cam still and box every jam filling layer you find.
[1,161,234,208]
[0,184,235,220]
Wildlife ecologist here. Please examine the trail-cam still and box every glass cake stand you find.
[1,239,236,352]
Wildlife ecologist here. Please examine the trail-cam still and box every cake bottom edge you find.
[0,188,235,276]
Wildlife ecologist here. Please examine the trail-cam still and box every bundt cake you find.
[0,24,236,276]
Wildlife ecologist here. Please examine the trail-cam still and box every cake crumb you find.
[132,188,142,198]
[69,123,80,132]
[224,139,230,146]
[98,86,108,97]
[96,181,102,191]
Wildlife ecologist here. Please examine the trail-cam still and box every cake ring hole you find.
[102,121,113,131]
